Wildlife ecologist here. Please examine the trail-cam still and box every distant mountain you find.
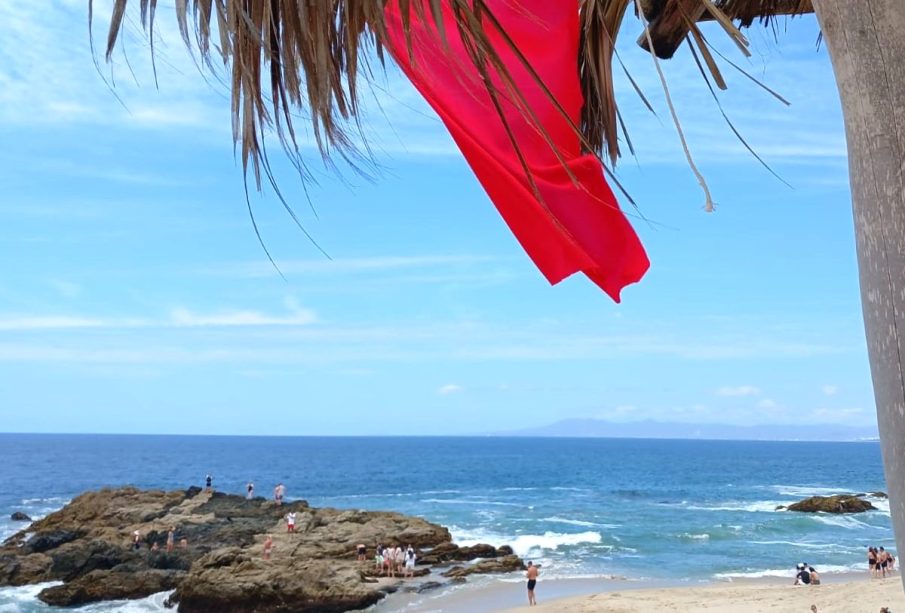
[492,418,879,442]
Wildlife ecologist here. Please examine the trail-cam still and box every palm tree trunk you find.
[813,0,905,580]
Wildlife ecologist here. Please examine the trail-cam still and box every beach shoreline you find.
[379,571,905,612]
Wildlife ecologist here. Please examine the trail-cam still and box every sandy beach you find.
[501,575,905,613]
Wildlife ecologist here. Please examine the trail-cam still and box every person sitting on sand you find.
[526,561,539,606]
[794,564,811,585]
[808,566,820,585]
[263,535,273,560]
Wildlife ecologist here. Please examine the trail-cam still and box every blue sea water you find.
[0,435,893,611]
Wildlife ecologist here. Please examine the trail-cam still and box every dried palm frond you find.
[93,0,814,189]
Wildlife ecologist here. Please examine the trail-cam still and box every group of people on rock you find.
[374,544,417,578]
[200,474,289,506]
[868,546,896,577]
[127,526,187,553]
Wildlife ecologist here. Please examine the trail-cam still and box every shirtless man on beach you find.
[526,561,539,606]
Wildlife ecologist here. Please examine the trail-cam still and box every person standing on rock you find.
[246,482,255,499]
[356,543,366,561]
[263,534,273,560]
[395,545,405,576]
[166,527,175,553]
[526,560,539,606]
[131,530,141,550]
[375,544,384,573]
[274,483,285,506]
[286,511,296,533]
[205,474,213,492]
[404,545,416,578]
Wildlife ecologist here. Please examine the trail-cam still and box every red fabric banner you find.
[383,0,649,302]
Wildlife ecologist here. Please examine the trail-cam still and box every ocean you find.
[0,435,892,612]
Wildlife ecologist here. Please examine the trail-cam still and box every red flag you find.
[383,0,649,302]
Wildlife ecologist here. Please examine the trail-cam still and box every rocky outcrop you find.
[10,512,31,522]
[0,487,523,611]
[786,495,876,514]
[441,555,526,578]
[39,569,185,606]
[417,542,514,565]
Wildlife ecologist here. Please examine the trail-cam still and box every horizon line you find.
[0,431,881,443]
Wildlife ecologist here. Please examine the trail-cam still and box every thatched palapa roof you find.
[94,0,815,183]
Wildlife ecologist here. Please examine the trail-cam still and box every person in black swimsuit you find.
[526,561,538,605]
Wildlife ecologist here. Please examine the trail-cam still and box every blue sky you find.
[0,2,873,435]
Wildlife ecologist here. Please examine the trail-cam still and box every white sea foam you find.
[714,568,797,580]
[748,540,838,550]
[20,497,69,505]
[812,514,872,530]
[716,560,866,581]
[0,581,63,612]
[451,527,603,557]
[680,533,710,541]
[79,590,173,611]
[767,485,849,497]
[541,516,618,529]
[685,501,784,513]
[420,498,522,507]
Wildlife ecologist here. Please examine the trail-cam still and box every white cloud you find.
[822,385,839,396]
[48,279,83,299]
[438,384,464,395]
[716,385,761,397]
[0,316,109,331]
[201,255,497,278]
[169,306,316,327]
[757,399,778,409]
[811,407,864,420]
[0,303,316,331]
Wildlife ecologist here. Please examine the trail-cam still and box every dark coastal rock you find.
[177,556,383,613]
[38,569,184,606]
[417,541,514,565]
[787,495,876,514]
[25,530,82,554]
[49,539,135,580]
[10,512,31,522]
[441,555,526,578]
[0,552,52,586]
[0,486,520,612]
